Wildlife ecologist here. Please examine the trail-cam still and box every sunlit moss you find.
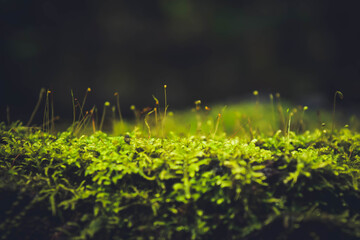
[0,94,360,239]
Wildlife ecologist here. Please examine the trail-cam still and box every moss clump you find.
[1,114,360,239]
[0,88,359,239]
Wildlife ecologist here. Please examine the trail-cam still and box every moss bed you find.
[1,96,360,239]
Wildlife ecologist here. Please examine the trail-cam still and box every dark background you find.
[1,0,360,123]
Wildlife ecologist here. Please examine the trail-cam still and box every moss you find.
[0,97,360,239]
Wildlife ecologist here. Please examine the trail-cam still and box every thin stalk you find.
[269,94,276,132]
[78,88,91,121]
[253,90,259,108]
[276,93,286,135]
[114,92,123,124]
[155,108,158,128]
[47,91,51,132]
[27,88,45,126]
[74,112,91,135]
[112,106,116,132]
[91,109,96,133]
[43,90,50,132]
[152,95,160,132]
[95,107,99,130]
[42,116,60,130]
[287,110,293,153]
[100,102,110,132]
[145,108,155,139]
[332,91,344,133]
[162,85,168,137]
[298,106,308,133]
[195,100,202,133]
[130,105,138,124]
[164,85,168,117]
[213,113,221,138]
[71,90,76,131]
[50,90,55,133]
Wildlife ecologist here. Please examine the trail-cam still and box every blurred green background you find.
[1,0,360,122]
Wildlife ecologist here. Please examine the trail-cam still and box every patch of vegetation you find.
[1,89,360,239]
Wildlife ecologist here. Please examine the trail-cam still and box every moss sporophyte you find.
[1,88,360,239]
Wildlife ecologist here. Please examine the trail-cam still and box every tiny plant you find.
[152,95,160,128]
[269,93,276,132]
[114,92,123,124]
[275,92,286,135]
[100,101,110,131]
[27,88,45,127]
[253,90,259,108]
[286,108,294,152]
[162,84,168,137]
[144,108,155,138]
[212,113,221,138]
[130,105,138,123]
[50,90,55,133]
[91,108,96,133]
[71,89,76,130]
[332,90,344,133]
[194,100,202,133]
[42,90,51,132]
[79,87,91,120]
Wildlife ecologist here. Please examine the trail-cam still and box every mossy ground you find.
[1,97,360,239]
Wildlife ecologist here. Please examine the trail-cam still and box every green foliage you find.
[1,98,360,239]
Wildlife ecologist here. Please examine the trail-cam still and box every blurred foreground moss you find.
[1,100,360,239]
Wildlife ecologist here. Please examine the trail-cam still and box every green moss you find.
[0,98,360,239]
